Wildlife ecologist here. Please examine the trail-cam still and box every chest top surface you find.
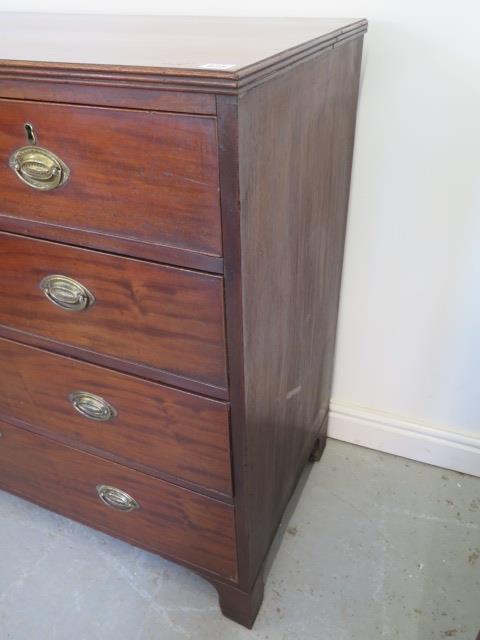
[0,13,366,75]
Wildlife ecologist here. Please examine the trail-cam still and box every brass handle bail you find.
[96,485,140,512]
[39,275,95,312]
[9,123,70,191]
[69,391,117,422]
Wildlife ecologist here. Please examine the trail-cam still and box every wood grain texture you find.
[0,99,222,258]
[212,569,265,629]
[0,338,232,496]
[0,325,229,400]
[0,15,366,88]
[230,38,364,585]
[0,221,224,273]
[0,233,228,391]
[0,20,367,628]
[0,80,216,113]
[0,419,237,579]
[216,94,251,588]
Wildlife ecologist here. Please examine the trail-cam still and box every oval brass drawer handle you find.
[39,275,95,311]
[69,391,117,422]
[96,485,140,512]
[9,123,70,191]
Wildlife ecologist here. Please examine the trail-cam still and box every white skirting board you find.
[328,401,480,478]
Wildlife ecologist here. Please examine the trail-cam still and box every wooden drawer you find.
[0,420,237,579]
[0,338,232,496]
[0,233,228,393]
[0,99,222,261]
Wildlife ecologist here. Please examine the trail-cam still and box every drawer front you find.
[0,338,232,495]
[0,233,228,391]
[0,421,237,579]
[0,99,222,257]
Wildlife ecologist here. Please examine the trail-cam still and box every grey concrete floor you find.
[0,439,479,640]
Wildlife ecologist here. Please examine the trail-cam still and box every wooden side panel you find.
[236,38,364,581]
[0,420,237,580]
[0,233,228,392]
[0,338,232,496]
[0,99,222,257]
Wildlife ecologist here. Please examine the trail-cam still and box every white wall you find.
[1,0,478,474]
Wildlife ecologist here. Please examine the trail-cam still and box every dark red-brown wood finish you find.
[0,99,222,262]
[0,16,367,629]
[0,337,232,497]
[236,37,364,585]
[0,232,228,394]
[215,36,364,614]
[0,419,237,580]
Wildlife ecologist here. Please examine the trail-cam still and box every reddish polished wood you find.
[0,79,217,113]
[0,324,229,400]
[219,36,364,602]
[212,571,265,630]
[0,17,367,629]
[0,98,222,258]
[0,420,237,580]
[0,15,367,95]
[0,337,232,496]
[0,221,224,272]
[0,233,228,391]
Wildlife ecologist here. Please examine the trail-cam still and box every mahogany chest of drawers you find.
[0,14,366,628]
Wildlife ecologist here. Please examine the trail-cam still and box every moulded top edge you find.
[0,14,368,90]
